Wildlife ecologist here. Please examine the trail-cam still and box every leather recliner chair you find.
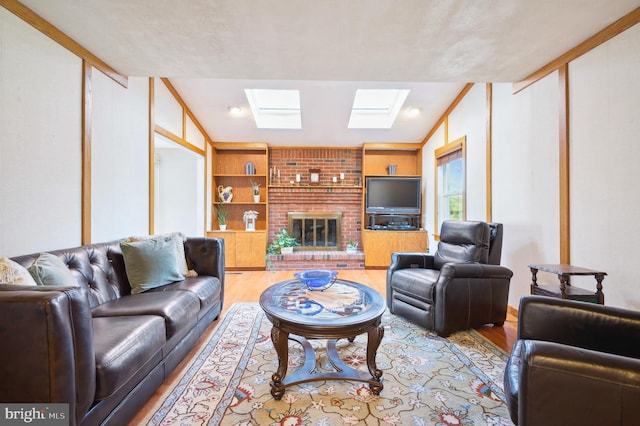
[386,220,513,336]
[504,295,640,426]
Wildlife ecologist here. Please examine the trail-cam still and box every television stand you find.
[368,214,420,230]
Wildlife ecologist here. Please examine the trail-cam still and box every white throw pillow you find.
[0,258,38,286]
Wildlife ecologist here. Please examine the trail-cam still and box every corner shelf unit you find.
[211,142,269,232]
[209,142,269,270]
[361,143,423,226]
[361,143,427,268]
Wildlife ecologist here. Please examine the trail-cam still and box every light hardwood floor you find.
[128,269,517,425]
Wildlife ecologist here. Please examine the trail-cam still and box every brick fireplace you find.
[267,147,364,270]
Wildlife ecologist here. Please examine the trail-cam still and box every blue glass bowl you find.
[294,270,338,291]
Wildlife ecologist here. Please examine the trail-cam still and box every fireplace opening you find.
[288,212,342,251]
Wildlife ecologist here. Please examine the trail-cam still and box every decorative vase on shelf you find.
[217,185,233,203]
[219,224,227,231]
[253,194,260,202]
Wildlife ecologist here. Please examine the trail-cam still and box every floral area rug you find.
[140,303,512,425]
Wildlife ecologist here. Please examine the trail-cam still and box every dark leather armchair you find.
[386,220,513,336]
[504,296,640,426]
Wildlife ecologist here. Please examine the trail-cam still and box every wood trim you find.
[513,7,640,94]
[154,125,206,157]
[81,61,92,244]
[148,78,155,234]
[421,84,474,146]
[1,0,128,88]
[159,78,212,143]
[271,145,365,151]
[434,138,464,158]
[559,65,571,263]
[204,142,211,233]
[486,83,493,222]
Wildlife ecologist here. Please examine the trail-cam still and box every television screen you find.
[365,177,421,214]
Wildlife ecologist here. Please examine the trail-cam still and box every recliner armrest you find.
[517,296,640,358]
[387,252,435,295]
[438,262,513,279]
[388,252,435,271]
[510,339,640,425]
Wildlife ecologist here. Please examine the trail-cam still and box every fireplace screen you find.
[288,212,341,251]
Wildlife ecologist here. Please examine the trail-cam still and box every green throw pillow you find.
[28,253,78,286]
[121,235,185,294]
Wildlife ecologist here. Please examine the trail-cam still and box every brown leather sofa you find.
[504,296,640,425]
[0,237,224,426]
[386,220,513,336]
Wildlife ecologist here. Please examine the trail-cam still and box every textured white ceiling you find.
[17,0,640,146]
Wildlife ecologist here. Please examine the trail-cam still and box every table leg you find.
[366,322,385,395]
[558,274,570,299]
[595,273,605,304]
[530,267,538,295]
[269,326,289,400]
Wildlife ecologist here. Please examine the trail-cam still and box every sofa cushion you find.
[390,268,440,304]
[120,235,185,294]
[0,258,37,286]
[147,276,222,313]
[91,291,200,339]
[27,253,78,286]
[92,315,165,400]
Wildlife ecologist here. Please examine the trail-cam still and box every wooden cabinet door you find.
[234,231,267,268]
[207,231,237,268]
[363,230,428,268]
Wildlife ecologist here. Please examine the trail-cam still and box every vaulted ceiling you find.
[18,0,640,146]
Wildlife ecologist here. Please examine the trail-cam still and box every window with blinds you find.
[435,137,466,234]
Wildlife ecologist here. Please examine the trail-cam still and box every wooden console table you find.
[529,264,606,304]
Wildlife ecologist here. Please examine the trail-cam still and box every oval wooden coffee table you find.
[259,278,386,400]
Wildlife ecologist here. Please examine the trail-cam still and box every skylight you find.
[244,89,301,129]
[348,89,410,129]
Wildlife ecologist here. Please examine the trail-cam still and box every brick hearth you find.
[266,250,365,271]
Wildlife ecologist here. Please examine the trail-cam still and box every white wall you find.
[448,84,487,221]
[569,23,640,309]
[0,9,82,256]
[427,23,640,311]
[0,9,153,255]
[492,74,560,308]
[91,73,149,242]
[154,79,183,137]
[155,142,204,237]
[422,124,444,252]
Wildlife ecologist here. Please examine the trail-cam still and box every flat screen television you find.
[365,177,421,214]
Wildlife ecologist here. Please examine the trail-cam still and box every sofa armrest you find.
[509,339,640,425]
[517,296,640,358]
[184,237,225,298]
[0,285,96,425]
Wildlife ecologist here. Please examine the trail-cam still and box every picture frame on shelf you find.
[309,168,321,186]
